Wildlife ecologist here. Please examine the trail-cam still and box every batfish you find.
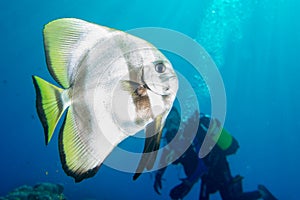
[32,18,178,182]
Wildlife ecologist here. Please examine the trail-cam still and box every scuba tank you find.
[198,114,239,156]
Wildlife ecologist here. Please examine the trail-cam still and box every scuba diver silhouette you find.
[153,107,277,200]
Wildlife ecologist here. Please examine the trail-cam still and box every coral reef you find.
[0,182,66,200]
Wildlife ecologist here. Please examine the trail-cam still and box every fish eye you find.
[155,62,166,73]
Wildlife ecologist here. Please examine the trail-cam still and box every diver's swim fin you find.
[258,185,278,200]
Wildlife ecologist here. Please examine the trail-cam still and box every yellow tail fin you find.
[32,76,68,145]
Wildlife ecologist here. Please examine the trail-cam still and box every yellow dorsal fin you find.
[43,18,113,88]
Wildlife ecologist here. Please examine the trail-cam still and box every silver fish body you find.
[32,18,178,182]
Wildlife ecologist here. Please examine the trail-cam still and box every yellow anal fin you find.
[32,76,68,145]
[59,107,101,182]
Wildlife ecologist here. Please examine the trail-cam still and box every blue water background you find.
[1,0,299,199]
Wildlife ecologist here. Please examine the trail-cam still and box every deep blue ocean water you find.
[1,0,299,199]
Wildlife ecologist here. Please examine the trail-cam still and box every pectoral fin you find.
[133,114,164,180]
[120,80,140,94]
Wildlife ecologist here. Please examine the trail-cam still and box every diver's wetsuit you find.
[155,109,277,200]
[194,115,263,200]
[199,145,262,200]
